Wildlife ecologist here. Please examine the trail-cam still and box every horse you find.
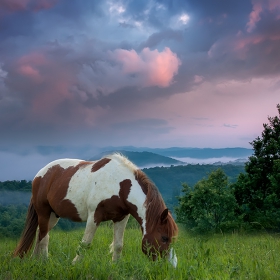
[13,153,178,266]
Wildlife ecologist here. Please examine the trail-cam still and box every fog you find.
[171,157,248,165]
[0,191,31,206]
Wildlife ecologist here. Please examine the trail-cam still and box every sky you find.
[0,0,280,180]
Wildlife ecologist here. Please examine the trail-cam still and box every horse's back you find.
[65,156,138,220]
[34,159,85,179]
[31,155,146,224]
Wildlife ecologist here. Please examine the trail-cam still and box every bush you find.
[176,169,238,233]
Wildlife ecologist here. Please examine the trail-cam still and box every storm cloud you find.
[0,0,280,180]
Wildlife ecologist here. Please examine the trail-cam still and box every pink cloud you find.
[16,53,47,82]
[18,65,41,82]
[209,29,280,61]
[246,1,262,32]
[267,0,280,11]
[0,0,58,12]
[246,0,280,32]
[111,47,181,88]
[9,51,77,120]
[0,0,29,12]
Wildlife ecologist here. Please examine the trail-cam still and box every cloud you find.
[0,0,58,12]
[110,47,181,88]
[0,0,280,181]
[139,29,183,50]
[194,75,204,84]
[246,1,262,32]
[246,0,280,32]
[223,124,238,129]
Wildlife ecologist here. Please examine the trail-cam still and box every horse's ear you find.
[160,208,169,224]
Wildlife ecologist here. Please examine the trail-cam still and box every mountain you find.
[89,150,184,168]
[97,146,253,159]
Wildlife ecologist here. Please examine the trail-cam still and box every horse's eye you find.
[161,236,169,243]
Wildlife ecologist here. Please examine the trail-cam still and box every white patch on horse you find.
[65,158,127,221]
[126,178,147,234]
[64,154,147,230]
[65,164,95,221]
[107,154,147,233]
[35,159,83,179]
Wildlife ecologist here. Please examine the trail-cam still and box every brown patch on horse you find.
[33,161,92,224]
[134,169,178,238]
[94,179,143,228]
[119,179,143,227]
[94,195,129,225]
[91,158,111,172]
[119,179,132,200]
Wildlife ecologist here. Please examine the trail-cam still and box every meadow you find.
[0,224,280,280]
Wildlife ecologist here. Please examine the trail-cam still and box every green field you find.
[1,224,279,279]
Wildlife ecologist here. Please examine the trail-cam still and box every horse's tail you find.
[13,200,38,258]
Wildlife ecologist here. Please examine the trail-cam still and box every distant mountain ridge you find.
[91,147,252,168]
[97,146,253,159]
[89,150,184,168]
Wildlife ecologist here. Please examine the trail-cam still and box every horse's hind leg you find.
[111,215,130,261]
[72,215,98,264]
[33,212,59,258]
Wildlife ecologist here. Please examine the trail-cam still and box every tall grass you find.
[1,224,280,279]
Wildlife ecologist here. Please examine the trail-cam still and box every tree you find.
[176,169,237,233]
[233,104,280,229]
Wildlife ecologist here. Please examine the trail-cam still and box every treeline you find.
[176,104,280,233]
[144,164,244,204]
[0,204,86,238]
[0,180,32,191]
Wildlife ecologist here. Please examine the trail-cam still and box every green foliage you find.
[0,204,88,238]
[233,104,280,230]
[1,227,280,279]
[0,205,27,238]
[144,164,244,211]
[0,180,32,191]
[176,169,238,233]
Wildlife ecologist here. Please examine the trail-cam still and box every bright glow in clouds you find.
[0,64,7,78]
[108,1,125,14]
[111,47,181,87]
[179,13,190,25]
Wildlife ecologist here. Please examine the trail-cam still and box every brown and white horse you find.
[13,153,178,266]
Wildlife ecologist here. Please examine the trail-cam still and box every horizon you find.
[0,146,252,181]
[0,0,279,181]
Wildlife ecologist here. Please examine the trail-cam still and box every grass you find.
[1,224,280,279]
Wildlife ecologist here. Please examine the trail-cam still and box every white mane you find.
[106,153,138,172]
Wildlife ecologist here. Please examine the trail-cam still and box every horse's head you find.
[142,208,178,267]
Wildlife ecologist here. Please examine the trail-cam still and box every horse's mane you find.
[134,169,178,238]
[106,153,178,238]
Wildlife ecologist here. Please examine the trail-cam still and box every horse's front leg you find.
[72,215,97,264]
[110,215,130,261]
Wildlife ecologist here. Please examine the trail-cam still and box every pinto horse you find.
[13,153,178,266]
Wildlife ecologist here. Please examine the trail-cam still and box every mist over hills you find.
[1,147,249,209]
[93,147,253,167]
